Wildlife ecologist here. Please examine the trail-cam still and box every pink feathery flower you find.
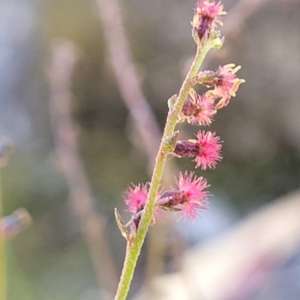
[181,90,216,126]
[196,0,225,19]
[195,130,222,169]
[175,172,209,220]
[173,131,222,170]
[192,0,226,43]
[123,183,148,214]
[209,64,245,109]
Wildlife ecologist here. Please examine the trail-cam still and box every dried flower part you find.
[123,183,149,214]
[157,190,185,211]
[214,64,242,94]
[195,70,216,86]
[203,64,245,109]
[174,140,200,158]
[192,0,226,45]
[157,172,209,220]
[181,90,216,126]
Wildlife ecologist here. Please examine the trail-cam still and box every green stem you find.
[114,40,214,300]
[0,172,6,300]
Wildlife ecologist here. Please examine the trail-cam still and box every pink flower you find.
[196,0,225,19]
[181,90,216,126]
[123,183,148,214]
[175,172,209,220]
[156,172,209,220]
[208,64,245,109]
[173,131,222,170]
[192,0,226,43]
[195,131,222,169]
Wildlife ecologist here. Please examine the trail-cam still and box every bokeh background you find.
[2,0,300,299]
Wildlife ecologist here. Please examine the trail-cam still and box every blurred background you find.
[1,0,300,299]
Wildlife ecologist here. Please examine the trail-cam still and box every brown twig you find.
[48,40,118,297]
[94,0,176,184]
[94,0,179,286]
[94,0,272,174]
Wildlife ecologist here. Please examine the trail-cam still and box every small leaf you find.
[167,94,177,110]
[114,208,130,241]
[162,130,179,154]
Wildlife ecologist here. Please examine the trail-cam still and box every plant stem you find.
[0,172,6,300]
[114,40,214,300]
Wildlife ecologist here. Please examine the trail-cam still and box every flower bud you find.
[192,0,226,45]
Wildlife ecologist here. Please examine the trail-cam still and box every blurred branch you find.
[0,172,6,300]
[0,208,31,240]
[94,0,177,184]
[94,0,181,286]
[0,136,14,300]
[48,41,118,297]
[223,0,271,36]
[0,137,13,168]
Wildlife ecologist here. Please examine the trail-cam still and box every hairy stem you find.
[115,40,214,300]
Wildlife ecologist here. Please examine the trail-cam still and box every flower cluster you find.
[118,0,244,239]
[180,64,244,129]
[123,171,209,230]
[176,65,243,169]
